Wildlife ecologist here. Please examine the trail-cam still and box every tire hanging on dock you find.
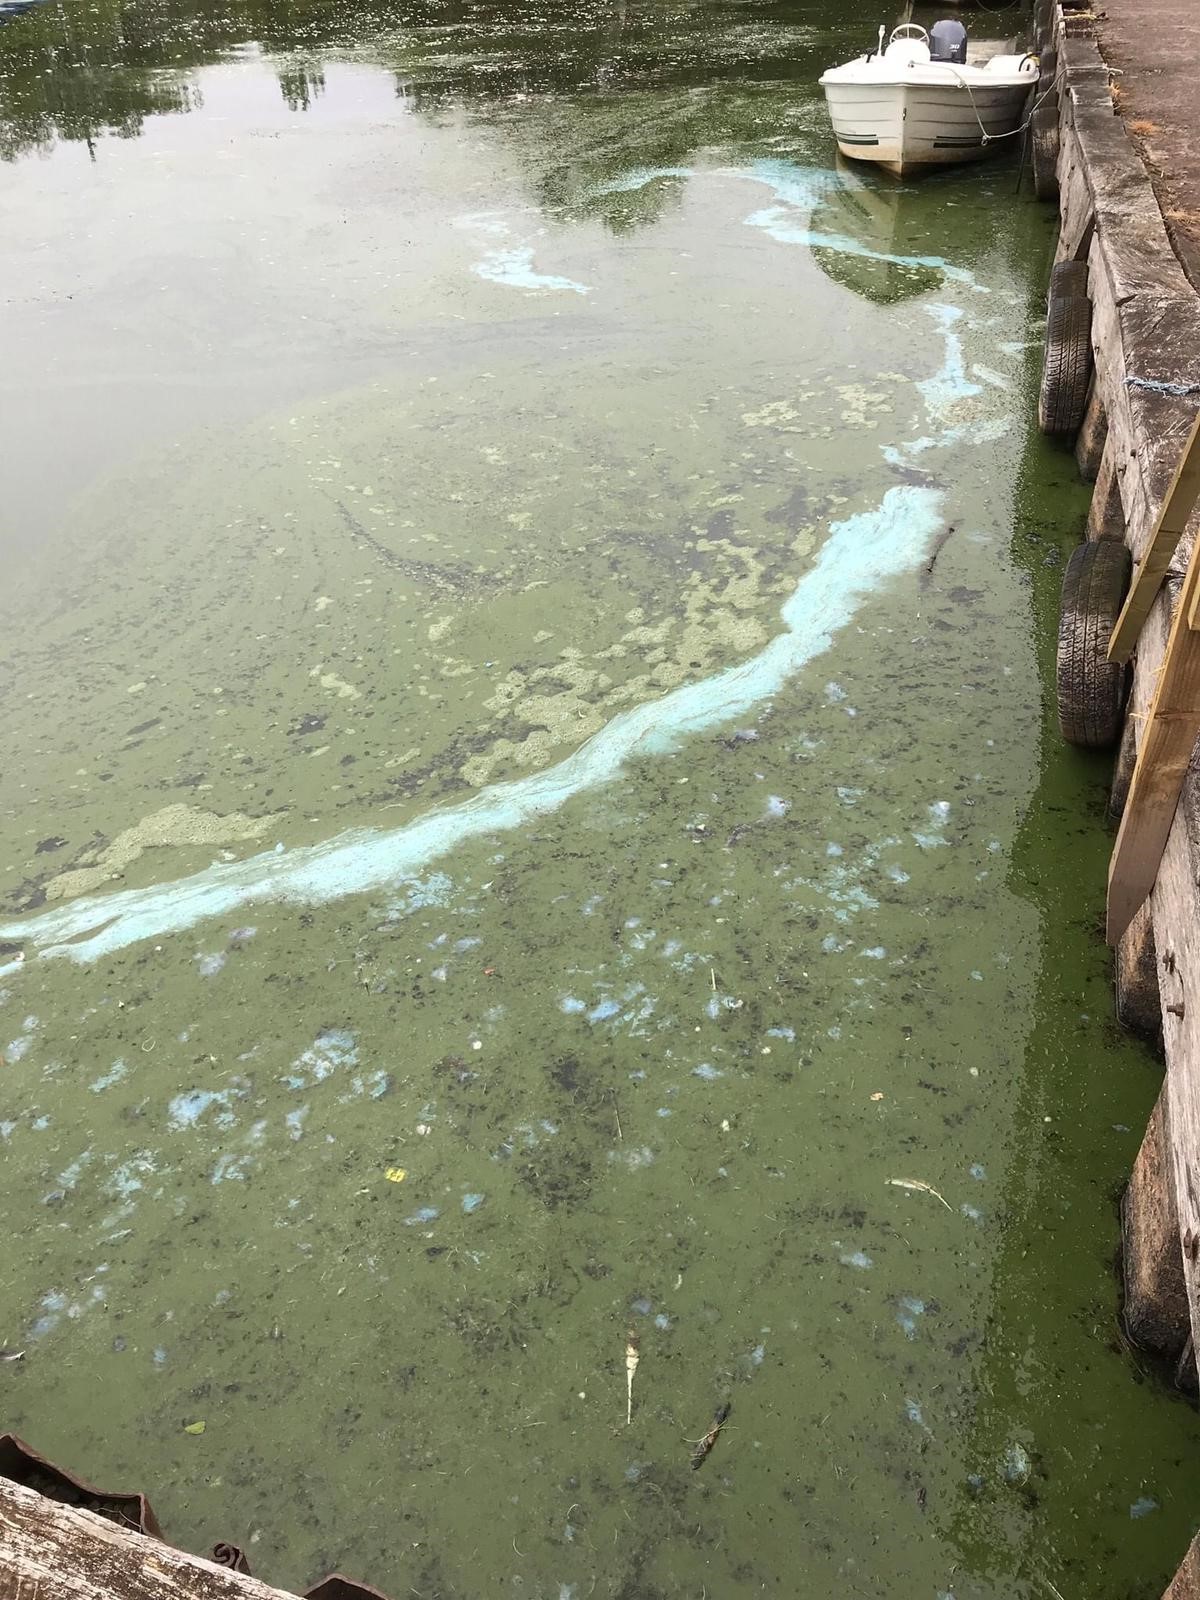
[1056,540,1131,748]
[1039,294,1093,436]
[1031,104,1060,201]
[1049,259,1087,301]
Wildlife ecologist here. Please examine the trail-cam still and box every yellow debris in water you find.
[384,1167,407,1184]
[887,1177,953,1211]
[183,1421,206,1435]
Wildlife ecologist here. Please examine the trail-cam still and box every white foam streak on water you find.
[917,304,983,417]
[473,246,591,294]
[597,159,981,286]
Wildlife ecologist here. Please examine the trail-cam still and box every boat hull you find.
[821,79,1032,175]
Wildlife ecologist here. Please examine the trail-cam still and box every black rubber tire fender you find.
[1056,540,1132,748]
[1038,47,1058,83]
[1049,258,1087,301]
[1039,294,1093,436]
[1031,105,1060,201]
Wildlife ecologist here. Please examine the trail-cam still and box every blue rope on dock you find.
[1125,375,1200,397]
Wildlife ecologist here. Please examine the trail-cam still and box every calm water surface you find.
[1,2,1196,1595]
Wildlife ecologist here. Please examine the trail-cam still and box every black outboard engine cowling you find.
[929,18,968,63]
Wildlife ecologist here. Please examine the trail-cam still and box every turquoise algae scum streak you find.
[1,486,943,965]
[602,161,985,287]
[0,161,990,969]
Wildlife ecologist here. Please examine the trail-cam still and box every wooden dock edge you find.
[0,1475,298,1600]
[1048,8,1200,1587]
[1164,1528,1200,1600]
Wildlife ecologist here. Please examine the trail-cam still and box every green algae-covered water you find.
[2,2,1197,1594]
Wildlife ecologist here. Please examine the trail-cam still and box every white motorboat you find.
[819,21,1039,177]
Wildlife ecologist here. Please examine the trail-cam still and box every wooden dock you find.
[1043,1,1200,1588]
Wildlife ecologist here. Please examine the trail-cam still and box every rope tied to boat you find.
[1125,376,1200,397]
[944,70,1056,147]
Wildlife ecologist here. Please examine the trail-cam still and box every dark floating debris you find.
[689,1401,731,1471]
[211,1541,251,1573]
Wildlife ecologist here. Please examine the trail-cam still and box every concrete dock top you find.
[1098,0,1200,291]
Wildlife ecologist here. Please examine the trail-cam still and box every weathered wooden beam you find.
[1122,1085,1187,1353]
[1079,264,1200,571]
[1162,1525,1200,1600]
[1153,791,1200,1387]
[1109,709,1137,818]
[1107,528,1200,943]
[1115,899,1162,1039]
[1108,410,1200,663]
[1075,377,1108,482]
[0,1477,296,1600]
[1086,430,1127,542]
[1055,121,1094,265]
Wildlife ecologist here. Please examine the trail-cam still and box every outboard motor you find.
[929,18,968,64]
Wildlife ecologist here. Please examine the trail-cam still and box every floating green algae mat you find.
[1,2,1197,1595]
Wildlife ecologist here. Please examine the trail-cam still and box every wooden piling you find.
[1122,1087,1189,1354]
[1076,378,1108,481]
[1115,899,1162,1040]
[1086,432,1127,541]
[1109,708,1138,819]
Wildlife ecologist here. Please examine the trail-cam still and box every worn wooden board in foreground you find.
[0,1476,295,1600]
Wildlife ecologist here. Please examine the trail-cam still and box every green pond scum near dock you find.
[0,1,1197,1595]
